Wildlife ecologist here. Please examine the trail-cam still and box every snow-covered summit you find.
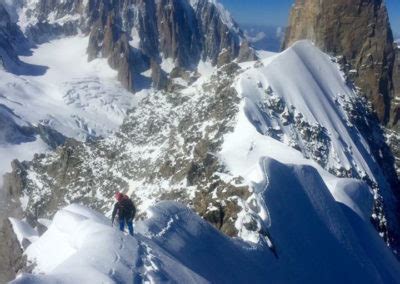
[190,0,239,32]
[235,40,379,181]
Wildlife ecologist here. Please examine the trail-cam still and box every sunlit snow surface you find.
[10,196,400,283]
[5,38,400,282]
[220,41,398,242]
[233,41,377,180]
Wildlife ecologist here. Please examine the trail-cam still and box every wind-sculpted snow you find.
[10,179,400,283]
[260,159,400,283]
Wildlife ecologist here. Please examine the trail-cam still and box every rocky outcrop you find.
[0,219,26,283]
[3,160,28,200]
[0,105,36,145]
[193,0,242,65]
[20,0,256,92]
[151,59,168,89]
[0,4,26,72]
[283,0,396,125]
[6,62,249,238]
[87,10,137,90]
[0,159,26,282]
[391,47,400,128]
[156,0,202,68]
[35,124,66,150]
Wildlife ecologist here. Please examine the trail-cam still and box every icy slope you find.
[11,193,400,283]
[234,40,379,180]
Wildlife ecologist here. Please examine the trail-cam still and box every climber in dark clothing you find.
[112,192,136,236]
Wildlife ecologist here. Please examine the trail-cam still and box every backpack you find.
[119,197,136,220]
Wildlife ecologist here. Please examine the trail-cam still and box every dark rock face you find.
[0,159,26,282]
[237,40,257,63]
[151,59,168,89]
[3,160,28,200]
[388,47,400,179]
[0,105,36,145]
[0,219,26,283]
[88,14,136,90]
[21,0,255,92]
[392,47,400,129]
[193,0,241,65]
[156,0,201,68]
[35,124,66,150]
[0,4,25,72]
[283,0,396,125]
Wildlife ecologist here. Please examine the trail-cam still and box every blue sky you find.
[219,0,400,35]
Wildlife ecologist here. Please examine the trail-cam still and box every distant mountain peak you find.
[16,0,255,92]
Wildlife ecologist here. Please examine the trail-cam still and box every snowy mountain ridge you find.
[6,40,400,255]
[1,0,400,282]
[9,184,400,283]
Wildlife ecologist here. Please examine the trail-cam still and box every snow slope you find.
[233,40,379,180]
[11,196,400,283]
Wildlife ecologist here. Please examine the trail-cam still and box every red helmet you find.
[114,192,123,202]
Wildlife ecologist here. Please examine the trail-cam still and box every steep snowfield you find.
[233,40,379,181]
[219,106,375,234]
[11,196,400,283]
